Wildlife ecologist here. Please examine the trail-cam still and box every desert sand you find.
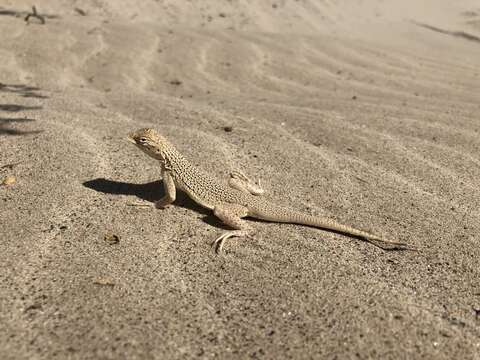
[1,0,480,359]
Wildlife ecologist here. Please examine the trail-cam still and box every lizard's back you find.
[169,152,252,209]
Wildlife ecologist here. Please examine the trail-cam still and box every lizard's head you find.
[127,128,169,161]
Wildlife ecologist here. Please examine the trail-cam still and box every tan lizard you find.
[127,128,414,253]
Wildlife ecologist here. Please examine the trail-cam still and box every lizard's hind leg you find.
[228,170,264,196]
[212,203,253,253]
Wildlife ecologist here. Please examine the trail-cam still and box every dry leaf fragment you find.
[1,175,16,186]
[103,232,120,244]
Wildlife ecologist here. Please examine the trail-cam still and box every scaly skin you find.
[127,128,414,253]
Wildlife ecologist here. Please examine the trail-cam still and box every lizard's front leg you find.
[155,170,176,209]
[228,170,264,196]
[212,203,253,253]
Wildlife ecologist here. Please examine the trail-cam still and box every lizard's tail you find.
[251,207,415,251]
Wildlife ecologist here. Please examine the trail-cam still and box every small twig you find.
[126,201,152,207]
[1,162,21,170]
[25,6,45,24]
[74,8,87,16]
[353,175,369,184]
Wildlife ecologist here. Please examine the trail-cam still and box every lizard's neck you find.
[163,145,189,172]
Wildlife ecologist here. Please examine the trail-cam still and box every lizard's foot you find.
[154,197,173,209]
[212,203,252,254]
[213,230,252,254]
[154,202,170,209]
[229,170,264,196]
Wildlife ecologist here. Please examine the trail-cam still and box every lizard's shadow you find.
[82,178,227,228]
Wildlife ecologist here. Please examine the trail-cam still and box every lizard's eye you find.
[138,137,147,143]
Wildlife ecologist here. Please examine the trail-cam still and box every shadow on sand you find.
[412,21,480,44]
[0,83,49,99]
[0,117,42,136]
[0,83,46,136]
[82,178,225,228]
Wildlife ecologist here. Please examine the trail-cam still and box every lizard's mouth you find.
[126,133,137,144]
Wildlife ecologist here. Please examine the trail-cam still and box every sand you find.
[1,0,480,359]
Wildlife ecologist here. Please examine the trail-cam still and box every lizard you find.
[127,128,414,253]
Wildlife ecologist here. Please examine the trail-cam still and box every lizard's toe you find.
[212,233,229,254]
[212,230,251,254]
